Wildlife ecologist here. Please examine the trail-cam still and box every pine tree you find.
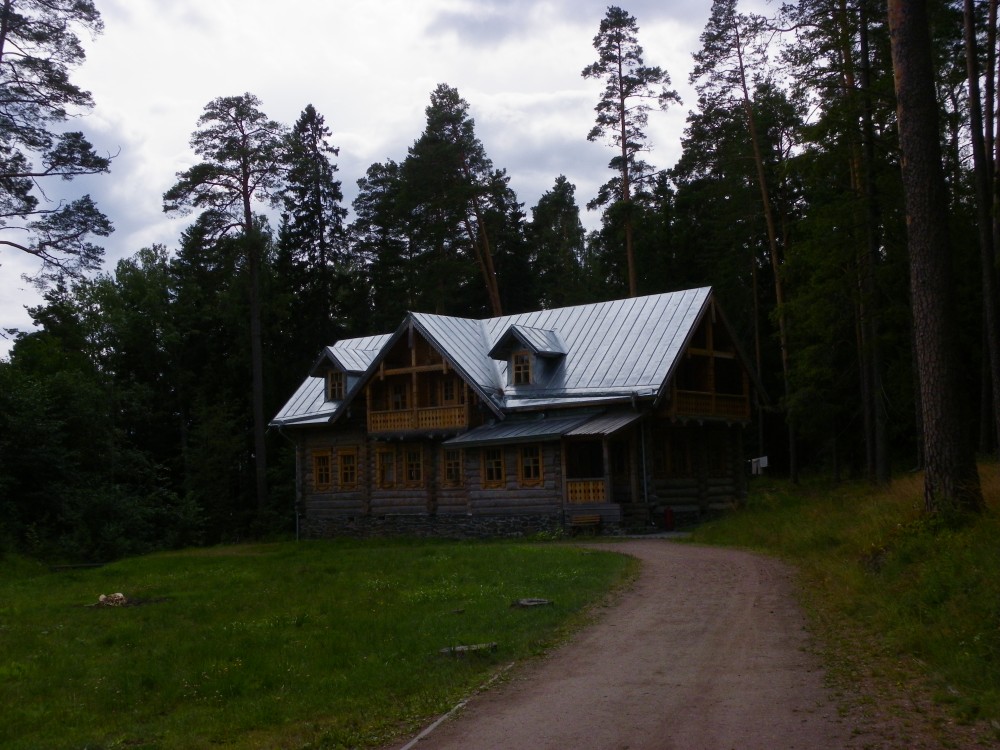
[582,6,679,297]
[400,84,509,317]
[888,0,983,513]
[163,93,289,516]
[0,0,112,282]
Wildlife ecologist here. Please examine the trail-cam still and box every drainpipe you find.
[634,393,649,507]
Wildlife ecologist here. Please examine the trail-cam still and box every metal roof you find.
[488,324,568,359]
[443,408,644,447]
[273,287,716,426]
[271,376,334,426]
[309,334,392,375]
[566,409,644,437]
[443,413,595,447]
[486,288,711,405]
[410,312,504,400]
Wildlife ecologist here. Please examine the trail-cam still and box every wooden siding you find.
[465,444,563,515]
[293,414,746,532]
[648,422,743,513]
[298,416,369,518]
[663,307,752,422]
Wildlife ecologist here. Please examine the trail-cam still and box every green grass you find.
[690,462,1000,733]
[0,538,634,750]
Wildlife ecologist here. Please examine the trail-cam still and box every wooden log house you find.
[271,287,758,537]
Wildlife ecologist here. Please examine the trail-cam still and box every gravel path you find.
[393,540,883,750]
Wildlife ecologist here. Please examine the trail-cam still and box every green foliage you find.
[525,176,588,308]
[0,540,633,750]
[691,465,1000,727]
[0,0,113,282]
[582,5,680,200]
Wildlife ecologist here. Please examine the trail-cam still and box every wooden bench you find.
[569,514,602,536]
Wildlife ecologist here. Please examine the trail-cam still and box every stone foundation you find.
[301,512,624,540]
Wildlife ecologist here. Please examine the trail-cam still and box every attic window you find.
[512,351,532,385]
[327,371,345,401]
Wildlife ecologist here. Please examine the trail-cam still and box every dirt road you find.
[394,540,882,750]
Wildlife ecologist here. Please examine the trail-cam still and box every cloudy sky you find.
[0,0,756,358]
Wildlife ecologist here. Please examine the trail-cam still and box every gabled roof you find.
[308,334,391,376]
[273,334,391,427]
[272,287,723,426]
[488,324,568,359]
[485,287,711,408]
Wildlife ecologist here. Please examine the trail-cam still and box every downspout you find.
[633,392,649,507]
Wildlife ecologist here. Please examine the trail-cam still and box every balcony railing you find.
[567,478,606,504]
[673,390,750,420]
[369,405,467,433]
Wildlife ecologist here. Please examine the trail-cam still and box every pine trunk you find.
[967,0,1000,459]
[888,0,983,513]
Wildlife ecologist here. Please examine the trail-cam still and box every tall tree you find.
[582,6,679,298]
[275,104,362,366]
[962,0,1000,458]
[351,159,410,331]
[0,0,112,283]
[526,175,587,309]
[780,0,898,482]
[400,84,509,317]
[691,0,799,477]
[887,0,983,513]
[163,93,289,515]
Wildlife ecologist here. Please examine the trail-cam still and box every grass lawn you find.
[689,462,1000,740]
[0,538,634,750]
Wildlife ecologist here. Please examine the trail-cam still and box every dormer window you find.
[489,325,565,387]
[512,351,532,385]
[326,371,346,401]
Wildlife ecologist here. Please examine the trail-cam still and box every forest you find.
[0,0,996,560]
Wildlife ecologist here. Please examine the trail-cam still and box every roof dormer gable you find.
[488,324,567,361]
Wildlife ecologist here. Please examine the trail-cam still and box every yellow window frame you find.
[443,448,463,487]
[483,447,505,488]
[327,371,345,401]
[403,444,423,487]
[338,447,358,489]
[376,447,396,489]
[313,449,332,491]
[518,444,543,486]
[512,351,531,385]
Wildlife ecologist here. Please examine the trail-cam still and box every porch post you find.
[602,438,611,503]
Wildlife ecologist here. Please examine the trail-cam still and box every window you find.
[404,445,423,486]
[512,351,532,385]
[313,450,332,491]
[391,382,409,411]
[483,447,505,488]
[326,371,345,401]
[424,378,440,407]
[439,377,466,405]
[377,448,396,488]
[443,448,463,487]
[519,445,542,486]
[338,448,358,489]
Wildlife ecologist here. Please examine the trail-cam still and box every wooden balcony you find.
[368,405,468,433]
[567,478,606,504]
[672,390,750,421]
